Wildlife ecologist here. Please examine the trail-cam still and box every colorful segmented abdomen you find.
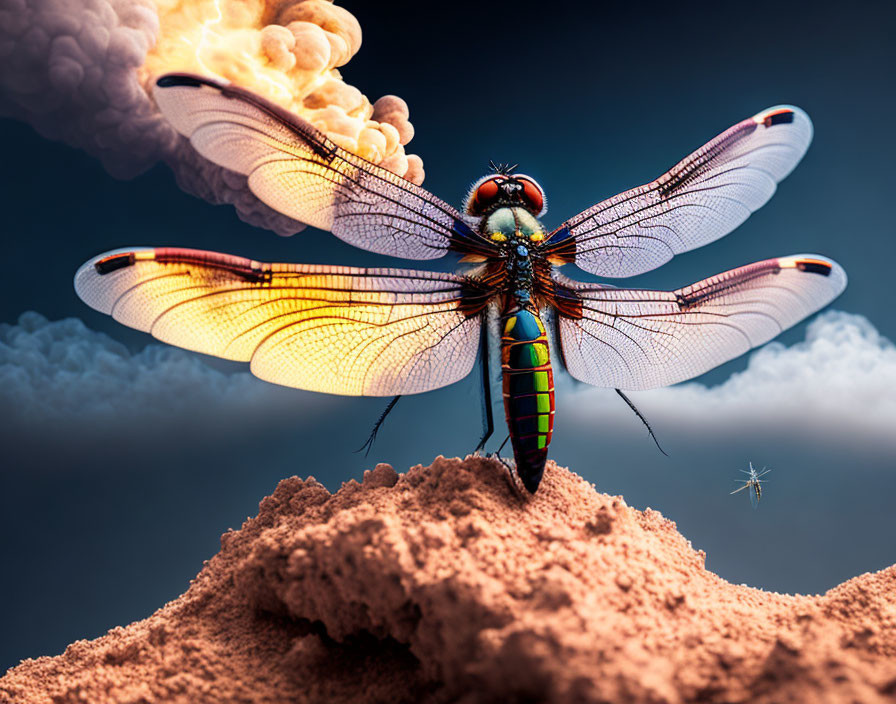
[501,306,555,493]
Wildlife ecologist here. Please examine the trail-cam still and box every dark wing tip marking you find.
[155,74,205,89]
[762,108,796,127]
[794,258,833,276]
[94,252,136,275]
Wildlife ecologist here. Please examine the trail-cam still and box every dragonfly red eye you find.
[470,178,501,215]
[519,178,544,214]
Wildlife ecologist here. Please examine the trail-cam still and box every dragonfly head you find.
[465,171,547,218]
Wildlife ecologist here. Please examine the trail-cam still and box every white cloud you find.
[0,312,304,429]
[5,310,893,454]
[561,311,896,451]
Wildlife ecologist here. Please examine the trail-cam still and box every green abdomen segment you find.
[501,307,555,492]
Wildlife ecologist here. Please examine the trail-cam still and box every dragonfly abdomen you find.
[501,306,555,493]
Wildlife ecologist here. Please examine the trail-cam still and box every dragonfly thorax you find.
[479,206,548,304]
[482,207,546,244]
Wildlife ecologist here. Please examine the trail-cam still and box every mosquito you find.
[730,463,771,509]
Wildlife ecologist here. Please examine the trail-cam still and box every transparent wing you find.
[75,248,489,396]
[555,254,846,390]
[543,107,813,277]
[153,73,493,260]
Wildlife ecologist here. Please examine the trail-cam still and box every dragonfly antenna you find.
[615,389,668,457]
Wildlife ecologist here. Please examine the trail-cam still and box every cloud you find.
[7,309,891,447]
[560,311,896,453]
[3,310,893,595]
[0,311,311,431]
[0,0,423,235]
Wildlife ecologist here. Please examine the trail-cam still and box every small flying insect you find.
[730,463,771,509]
[74,73,847,493]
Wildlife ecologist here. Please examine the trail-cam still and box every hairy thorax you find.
[470,207,577,319]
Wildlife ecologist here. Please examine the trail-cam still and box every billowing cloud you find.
[7,309,892,452]
[560,311,896,453]
[0,0,423,235]
[0,311,310,430]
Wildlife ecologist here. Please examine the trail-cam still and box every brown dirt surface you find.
[3,456,896,703]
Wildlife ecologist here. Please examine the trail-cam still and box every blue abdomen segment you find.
[501,307,555,493]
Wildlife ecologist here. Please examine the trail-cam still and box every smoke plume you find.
[0,0,424,235]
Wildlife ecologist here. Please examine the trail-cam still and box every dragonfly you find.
[74,72,847,493]
[730,463,772,509]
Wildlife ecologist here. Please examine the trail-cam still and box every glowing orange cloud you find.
[141,0,424,184]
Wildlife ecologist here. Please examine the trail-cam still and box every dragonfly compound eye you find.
[518,177,545,216]
[467,177,502,215]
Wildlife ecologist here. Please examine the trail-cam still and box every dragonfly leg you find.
[615,389,668,457]
[484,434,527,497]
[356,395,402,457]
[495,434,510,456]
[474,332,494,453]
[494,451,526,498]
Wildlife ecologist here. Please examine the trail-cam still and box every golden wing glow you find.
[556,254,847,390]
[153,74,492,260]
[74,248,489,396]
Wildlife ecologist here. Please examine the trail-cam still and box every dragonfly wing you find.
[75,248,490,396]
[543,106,813,277]
[153,74,493,260]
[554,254,846,390]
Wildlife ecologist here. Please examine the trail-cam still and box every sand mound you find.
[2,457,895,703]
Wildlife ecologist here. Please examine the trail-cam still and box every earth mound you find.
[2,456,895,703]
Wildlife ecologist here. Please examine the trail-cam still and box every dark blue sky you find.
[2,0,895,673]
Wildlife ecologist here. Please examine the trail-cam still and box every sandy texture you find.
[3,457,896,703]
